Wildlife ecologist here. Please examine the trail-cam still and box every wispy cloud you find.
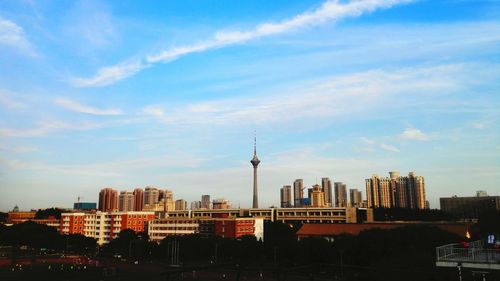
[0,90,27,109]
[0,144,38,153]
[1,152,208,178]
[54,98,123,115]
[399,128,430,141]
[0,120,101,137]
[72,0,411,87]
[0,17,34,54]
[71,61,148,88]
[141,64,466,126]
[380,143,400,153]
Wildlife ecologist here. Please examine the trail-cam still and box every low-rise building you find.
[440,192,500,219]
[61,211,155,244]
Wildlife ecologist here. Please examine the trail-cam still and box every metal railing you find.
[436,240,500,264]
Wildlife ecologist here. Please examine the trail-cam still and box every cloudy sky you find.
[1,0,499,211]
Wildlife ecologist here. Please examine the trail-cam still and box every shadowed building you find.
[440,192,500,219]
[201,195,211,209]
[133,188,144,211]
[349,189,362,207]
[334,182,347,207]
[294,179,304,207]
[322,177,333,207]
[280,185,292,207]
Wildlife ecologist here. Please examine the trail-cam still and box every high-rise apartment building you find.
[212,199,230,210]
[349,189,362,207]
[118,191,134,212]
[310,184,326,207]
[201,195,211,209]
[334,182,347,207]
[293,179,304,207]
[280,185,292,207]
[322,177,333,207]
[133,188,144,211]
[143,186,160,207]
[98,188,118,212]
[175,199,187,211]
[191,201,201,210]
[366,171,426,209]
[161,189,175,211]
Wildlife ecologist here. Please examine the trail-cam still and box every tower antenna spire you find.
[254,129,257,156]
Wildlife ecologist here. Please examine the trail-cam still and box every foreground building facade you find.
[60,211,155,244]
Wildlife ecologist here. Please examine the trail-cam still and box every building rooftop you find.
[296,222,470,237]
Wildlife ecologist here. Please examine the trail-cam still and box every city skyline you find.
[1,0,500,211]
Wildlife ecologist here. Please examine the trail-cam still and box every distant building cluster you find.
[97,187,230,212]
[365,171,427,209]
[280,177,366,208]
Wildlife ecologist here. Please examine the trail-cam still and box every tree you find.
[35,208,64,219]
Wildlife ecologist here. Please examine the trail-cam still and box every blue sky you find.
[0,0,499,211]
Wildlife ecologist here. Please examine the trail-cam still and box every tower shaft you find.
[253,166,258,208]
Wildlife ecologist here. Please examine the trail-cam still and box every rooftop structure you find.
[436,240,500,270]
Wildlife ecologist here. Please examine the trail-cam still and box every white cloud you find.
[380,143,400,153]
[399,128,429,141]
[0,17,34,54]
[71,61,149,88]
[73,0,411,87]
[54,98,123,115]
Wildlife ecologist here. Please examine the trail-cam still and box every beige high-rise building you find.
[334,182,347,207]
[118,191,134,212]
[160,189,175,211]
[349,189,362,207]
[310,184,326,207]
[322,177,333,207]
[366,175,380,208]
[280,185,292,207]
[293,179,304,207]
[366,171,426,209]
[212,199,230,209]
[143,186,160,208]
[175,199,187,210]
[191,201,201,210]
[378,178,392,208]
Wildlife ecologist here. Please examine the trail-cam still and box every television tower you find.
[250,131,261,209]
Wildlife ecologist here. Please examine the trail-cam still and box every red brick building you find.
[214,218,263,239]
